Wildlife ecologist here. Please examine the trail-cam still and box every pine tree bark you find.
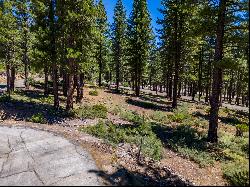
[98,45,103,87]
[6,64,11,98]
[49,0,59,109]
[23,19,29,90]
[10,66,15,92]
[63,71,68,97]
[198,46,203,101]
[208,0,226,143]
[44,66,49,96]
[76,73,84,103]
[66,59,75,111]
[172,9,182,108]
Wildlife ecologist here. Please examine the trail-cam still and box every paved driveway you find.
[0,126,102,186]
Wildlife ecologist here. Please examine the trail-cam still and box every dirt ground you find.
[1,84,245,186]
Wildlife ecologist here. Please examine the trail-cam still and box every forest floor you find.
[0,79,249,186]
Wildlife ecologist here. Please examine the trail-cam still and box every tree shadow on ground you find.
[126,98,172,112]
[139,94,172,106]
[89,166,192,186]
[151,122,208,152]
[105,88,133,97]
[193,111,242,126]
[0,97,70,124]
[179,98,208,106]
[15,89,47,99]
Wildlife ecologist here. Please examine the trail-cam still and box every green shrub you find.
[74,104,107,119]
[81,121,163,160]
[110,105,122,115]
[89,90,98,96]
[204,107,210,114]
[169,112,186,123]
[47,107,75,118]
[27,77,36,86]
[222,161,249,186]
[150,111,169,124]
[120,110,144,124]
[218,132,248,160]
[187,118,207,129]
[169,105,190,123]
[92,104,108,117]
[195,105,205,110]
[0,95,10,102]
[222,107,231,115]
[236,124,249,137]
[28,113,47,124]
[39,95,54,104]
[122,82,130,87]
[177,146,214,167]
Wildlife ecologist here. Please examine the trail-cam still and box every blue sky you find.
[103,0,163,34]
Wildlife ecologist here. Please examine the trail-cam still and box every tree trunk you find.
[10,66,15,92]
[52,65,59,108]
[172,13,179,108]
[208,0,226,143]
[198,46,203,102]
[192,82,196,101]
[49,0,59,109]
[66,59,75,111]
[168,75,173,100]
[205,85,209,103]
[76,73,84,103]
[44,66,49,96]
[177,81,181,98]
[23,20,29,90]
[235,70,242,106]
[184,80,187,96]
[6,64,11,98]
[63,71,68,97]
[24,61,29,90]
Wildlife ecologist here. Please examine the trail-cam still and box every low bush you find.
[0,94,10,102]
[176,146,215,167]
[80,120,163,160]
[204,107,210,114]
[39,95,54,104]
[119,110,144,124]
[150,111,170,124]
[222,161,249,186]
[122,82,130,87]
[235,124,249,137]
[89,90,99,96]
[188,118,207,129]
[74,104,107,119]
[218,132,249,160]
[169,112,186,123]
[27,77,36,86]
[169,104,191,123]
[28,113,47,124]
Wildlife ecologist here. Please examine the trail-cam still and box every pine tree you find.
[112,0,127,92]
[0,0,20,96]
[96,0,109,87]
[128,0,152,97]
[16,0,32,90]
[208,0,227,143]
[64,0,96,110]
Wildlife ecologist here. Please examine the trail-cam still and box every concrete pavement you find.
[0,126,102,186]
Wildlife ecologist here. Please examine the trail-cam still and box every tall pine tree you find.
[128,0,152,97]
[112,0,127,92]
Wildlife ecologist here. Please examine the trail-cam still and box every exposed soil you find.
[0,84,244,186]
